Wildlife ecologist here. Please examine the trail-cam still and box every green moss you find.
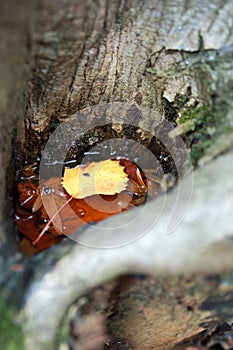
[0,296,24,350]
[160,67,177,76]
[175,103,220,166]
[175,95,188,109]
[145,67,157,74]
[54,318,70,349]
[177,104,213,125]
[146,66,177,77]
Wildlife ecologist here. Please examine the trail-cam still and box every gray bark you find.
[20,0,233,161]
[0,0,35,252]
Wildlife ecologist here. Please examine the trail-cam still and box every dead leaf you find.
[62,160,129,199]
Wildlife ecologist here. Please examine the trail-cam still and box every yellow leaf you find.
[62,160,129,199]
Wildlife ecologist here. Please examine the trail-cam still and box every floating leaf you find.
[62,160,129,199]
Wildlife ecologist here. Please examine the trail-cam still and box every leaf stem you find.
[32,195,73,246]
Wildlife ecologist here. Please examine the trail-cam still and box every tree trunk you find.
[1,0,233,349]
[0,0,35,252]
[20,0,233,162]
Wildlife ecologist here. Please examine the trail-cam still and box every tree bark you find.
[20,0,233,162]
[0,0,35,252]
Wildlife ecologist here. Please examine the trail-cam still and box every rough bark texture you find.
[21,0,233,162]
[67,274,233,350]
[0,0,34,252]
[0,1,233,350]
